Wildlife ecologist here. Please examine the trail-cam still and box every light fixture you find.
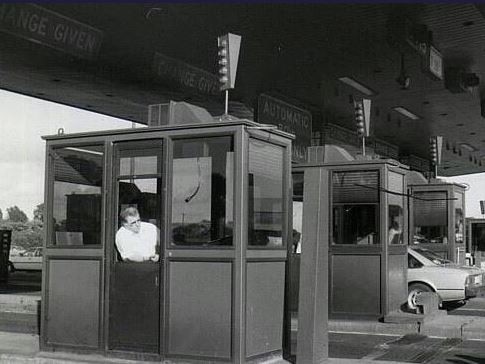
[338,77,376,96]
[392,106,420,120]
[460,143,476,152]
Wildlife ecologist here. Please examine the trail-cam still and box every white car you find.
[407,246,485,311]
[9,247,42,272]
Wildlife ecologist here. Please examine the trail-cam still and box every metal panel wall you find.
[167,261,232,360]
[46,259,101,347]
[387,254,407,311]
[245,261,285,358]
[331,255,381,315]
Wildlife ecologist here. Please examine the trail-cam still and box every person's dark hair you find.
[120,206,139,223]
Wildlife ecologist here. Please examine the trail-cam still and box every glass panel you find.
[292,173,304,253]
[248,140,284,248]
[52,145,104,246]
[413,191,447,244]
[472,223,485,252]
[171,137,234,246]
[332,170,379,245]
[332,204,378,245]
[388,172,404,245]
[332,171,378,203]
[454,192,464,245]
[120,156,158,176]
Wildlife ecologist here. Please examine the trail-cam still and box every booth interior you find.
[467,218,485,268]
[40,110,293,362]
[408,176,467,265]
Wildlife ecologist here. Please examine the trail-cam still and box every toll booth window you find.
[454,192,464,245]
[472,223,485,252]
[388,172,404,245]
[292,172,304,253]
[248,139,285,248]
[171,136,234,246]
[332,170,379,245]
[117,144,162,228]
[51,145,104,246]
[413,191,448,244]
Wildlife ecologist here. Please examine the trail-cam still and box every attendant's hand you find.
[149,254,159,262]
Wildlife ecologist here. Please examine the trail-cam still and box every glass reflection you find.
[171,137,234,246]
[52,145,104,246]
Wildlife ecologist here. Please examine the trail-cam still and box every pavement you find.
[0,331,412,364]
[1,314,485,363]
[1,291,485,363]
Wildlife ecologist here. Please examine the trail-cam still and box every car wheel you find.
[407,283,432,312]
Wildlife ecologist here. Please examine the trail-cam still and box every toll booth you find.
[466,218,485,268]
[408,181,466,265]
[293,159,409,319]
[40,117,292,362]
[0,230,12,284]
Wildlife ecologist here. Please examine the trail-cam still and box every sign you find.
[480,200,485,215]
[153,52,220,96]
[257,94,312,162]
[0,3,103,60]
[428,45,443,80]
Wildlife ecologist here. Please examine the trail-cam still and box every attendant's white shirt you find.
[115,222,158,262]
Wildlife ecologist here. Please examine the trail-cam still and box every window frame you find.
[330,169,381,246]
[247,137,288,250]
[47,142,106,249]
[168,134,236,249]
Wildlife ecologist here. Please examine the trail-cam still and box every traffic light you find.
[354,99,371,137]
[217,33,241,91]
[429,136,438,165]
[429,136,443,165]
[355,101,365,137]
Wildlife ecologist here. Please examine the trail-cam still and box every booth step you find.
[0,311,39,334]
[0,294,40,314]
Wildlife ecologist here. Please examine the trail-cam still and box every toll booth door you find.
[108,141,163,354]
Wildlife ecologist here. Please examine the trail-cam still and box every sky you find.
[1,88,485,221]
[442,173,485,219]
[0,89,136,219]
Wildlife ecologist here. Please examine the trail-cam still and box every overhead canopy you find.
[2,3,485,175]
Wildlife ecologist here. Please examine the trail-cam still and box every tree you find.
[33,203,44,222]
[7,206,28,223]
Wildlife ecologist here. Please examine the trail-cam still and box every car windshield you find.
[412,247,452,265]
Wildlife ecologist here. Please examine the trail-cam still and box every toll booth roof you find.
[294,158,410,170]
[41,119,295,141]
[409,177,468,189]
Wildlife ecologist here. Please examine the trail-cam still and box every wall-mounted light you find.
[460,143,476,152]
[338,77,377,96]
[392,106,420,120]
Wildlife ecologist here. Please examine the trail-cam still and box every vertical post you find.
[296,168,329,363]
[225,90,229,116]
[362,136,366,157]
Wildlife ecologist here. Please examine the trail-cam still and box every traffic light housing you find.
[217,33,241,91]
[354,99,371,137]
[429,137,438,165]
[429,135,443,165]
